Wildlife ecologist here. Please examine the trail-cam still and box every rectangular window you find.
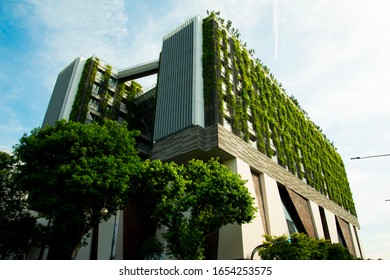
[92,83,100,94]
[90,112,100,122]
[223,117,232,132]
[90,97,100,109]
[109,77,117,88]
[95,70,103,80]
[221,81,226,92]
[221,65,226,77]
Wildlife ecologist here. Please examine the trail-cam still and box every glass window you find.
[283,203,298,235]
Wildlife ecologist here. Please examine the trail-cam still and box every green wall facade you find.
[202,14,356,216]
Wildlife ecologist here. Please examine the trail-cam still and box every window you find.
[283,203,299,235]
[221,65,226,77]
[92,83,100,94]
[223,100,229,115]
[221,81,226,92]
[228,57,232,68]
[108,77,117,88]
[223,117,232,132]
[278,184,306,235]
[90,97,100,109]
[229,72,233,83]
[108,90,115,97]
[246,106,252,117]
[95,70,104,80]
[90,112,99,122]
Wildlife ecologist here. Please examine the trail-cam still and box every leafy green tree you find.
[257,232,355,260]
[124,159,185,259]
[130,158,256,260]
[13,120,141,259]
[162,158,256,259]
[0,151,37,259]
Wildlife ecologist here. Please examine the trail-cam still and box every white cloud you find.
[18,0,129,82]
[268,0,390,134]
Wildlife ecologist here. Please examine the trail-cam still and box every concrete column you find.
[309,200,324,239]
[261,174,289,237]
[219,158,266,259]
[323,208,338,243]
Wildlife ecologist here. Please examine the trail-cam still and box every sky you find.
[0,0,389,260]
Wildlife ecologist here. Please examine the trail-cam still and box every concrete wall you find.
[218,158,266,259]
[218,158,290,259]
[217,124,359,228]
[261,174,289,237]
[42,57,86,126]
[76,211,122,260]
[309,200,325,239]
[323,208,338,243]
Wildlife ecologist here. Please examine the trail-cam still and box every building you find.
[39,13,363,259]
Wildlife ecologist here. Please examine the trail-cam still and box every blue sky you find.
[1,0,389,260]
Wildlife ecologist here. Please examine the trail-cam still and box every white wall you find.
[76,211,121,260]
[350,224,364,259]
[220,158,278,259]
[60,56,87,120]
[309,200,324,239]
[261,174,289,237]
[323,208,338,243]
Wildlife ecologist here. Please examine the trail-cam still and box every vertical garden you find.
[203,13,356,216]
[69,56,143,126]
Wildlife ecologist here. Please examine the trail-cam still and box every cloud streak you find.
[273,0,279,60]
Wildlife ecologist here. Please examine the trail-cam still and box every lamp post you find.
[100,200,120,260]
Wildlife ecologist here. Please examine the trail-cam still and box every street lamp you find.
[351,153,390,160]
[100,207,109,216]
[351,153,390,202]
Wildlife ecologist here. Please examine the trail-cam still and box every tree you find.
[123,159,185,260]
[164,158,256,259]
[131,158,256,260]
[257,233,355,260]
[13,120,142,259]
[0,151,37,259]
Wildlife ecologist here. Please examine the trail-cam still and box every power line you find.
[350,153,390,160]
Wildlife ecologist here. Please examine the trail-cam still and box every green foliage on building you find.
[97,65,113,122]
[69,57,99,122]
[203,12,356,216]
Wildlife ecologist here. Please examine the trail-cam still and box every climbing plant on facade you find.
[97,65,112,123]
[202,13,356,216]
[69,57,99,122]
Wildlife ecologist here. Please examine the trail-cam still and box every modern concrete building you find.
[38,13,363,259]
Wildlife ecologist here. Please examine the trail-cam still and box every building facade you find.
[39,14,363,259]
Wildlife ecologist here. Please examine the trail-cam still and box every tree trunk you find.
[204,229,219,260]
[47,219,85,260]
[89,223,99,260]
[122,198,157,259]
